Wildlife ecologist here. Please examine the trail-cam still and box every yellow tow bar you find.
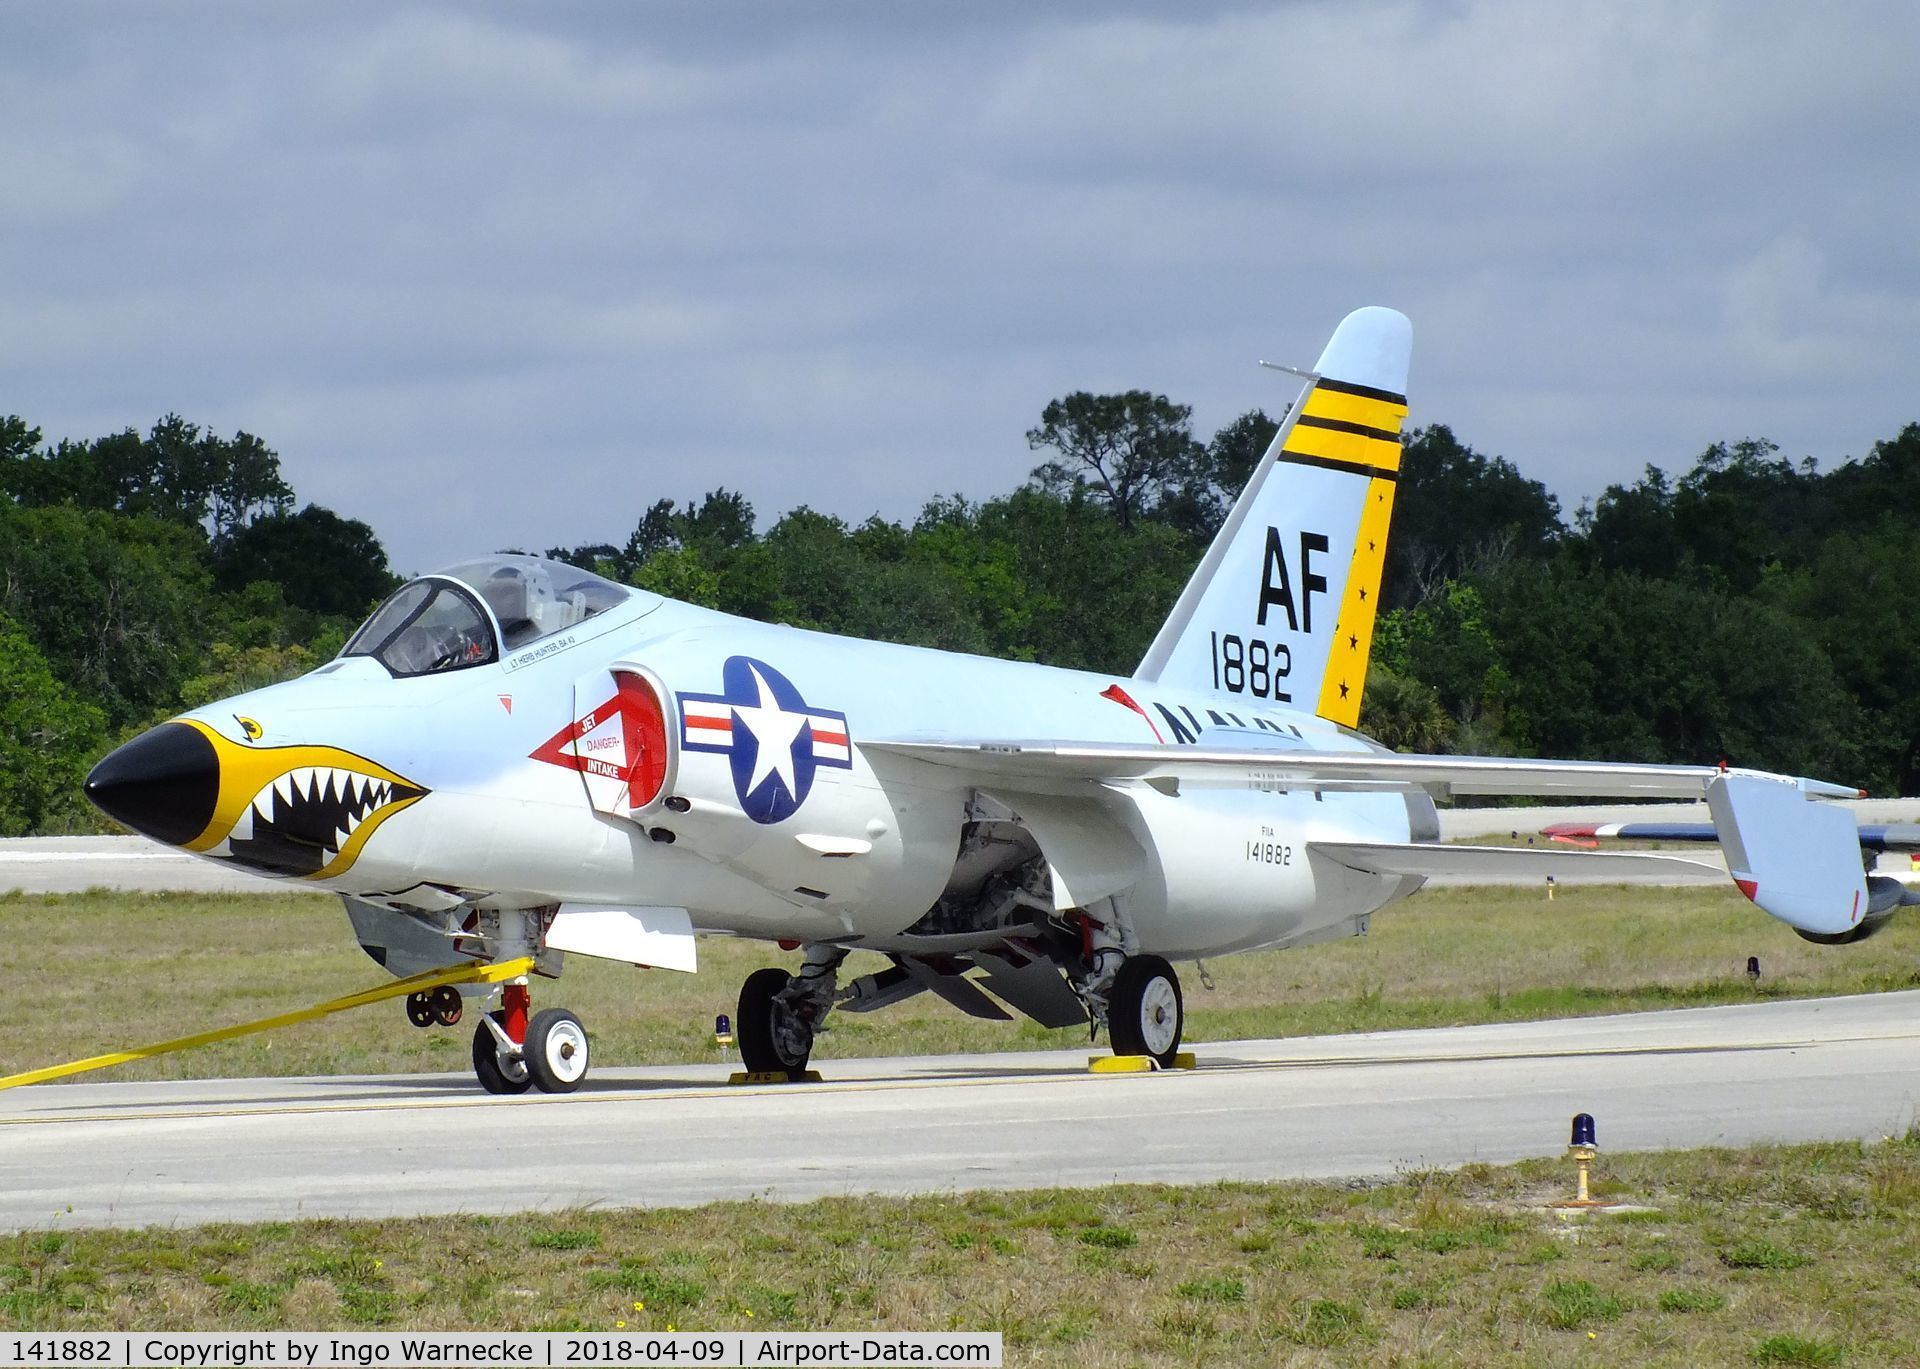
[0,957,536,1092]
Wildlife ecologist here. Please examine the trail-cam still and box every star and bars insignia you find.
[678,656,852,824]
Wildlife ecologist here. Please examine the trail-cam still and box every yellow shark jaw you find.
[178,719,429,880]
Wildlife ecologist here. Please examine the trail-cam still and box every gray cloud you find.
[3,1,1915,573]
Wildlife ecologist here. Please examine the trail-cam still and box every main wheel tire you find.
[471,1012,532,1094]
[1108,954,1184,1067]
[525,1008,590,1093]
[737,967,813,1079]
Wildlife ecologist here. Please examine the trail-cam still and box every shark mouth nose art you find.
[225,765,428,876]
[87,718,430,880]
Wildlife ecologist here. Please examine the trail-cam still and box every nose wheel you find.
[468,983,591,1094]
[471,1011,532,1094]
[525,1009,589,1093]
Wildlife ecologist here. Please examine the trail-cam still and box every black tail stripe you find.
[1316,377,1408,406]
[1295,414,1402,444]
[1277,450,1399,482]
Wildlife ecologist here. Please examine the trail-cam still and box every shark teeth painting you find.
[220,765,427,877]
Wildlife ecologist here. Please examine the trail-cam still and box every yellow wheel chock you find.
[1089,1051,1198,1073]
[0,957,536,1092]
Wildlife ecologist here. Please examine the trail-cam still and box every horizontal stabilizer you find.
[871,739,1861,801]
[1311,841,1724,881]
[1707,776,1869,937]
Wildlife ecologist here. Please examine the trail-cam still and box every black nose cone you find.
[85,723,219,847]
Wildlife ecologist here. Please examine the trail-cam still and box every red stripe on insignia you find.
[812,728,847,746]
[687,715,732,732]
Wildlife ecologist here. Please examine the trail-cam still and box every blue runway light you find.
[1747,956,1761,983]
[715,1014,732,1037]
[1570,1112,1597,1149]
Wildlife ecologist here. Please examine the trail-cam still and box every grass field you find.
[3,882,1920,1084]
[5,1138,1919,1363]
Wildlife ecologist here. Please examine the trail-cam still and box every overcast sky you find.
[4,2,1915,574]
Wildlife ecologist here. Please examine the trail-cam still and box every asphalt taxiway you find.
[3,992,1916,1231]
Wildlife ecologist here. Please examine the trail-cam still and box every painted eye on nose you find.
[84,723,220,847]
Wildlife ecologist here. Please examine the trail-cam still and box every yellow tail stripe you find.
[1300,387,1408,432]
[1284,421,1403,472]
[1317,477,1397,726]
[0,957,535,1091]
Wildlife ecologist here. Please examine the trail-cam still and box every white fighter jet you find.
[84,308,1891,1094]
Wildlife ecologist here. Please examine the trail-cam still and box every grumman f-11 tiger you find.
[81,307,1912,1093]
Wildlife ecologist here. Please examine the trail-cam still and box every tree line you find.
[4,397,1919,837]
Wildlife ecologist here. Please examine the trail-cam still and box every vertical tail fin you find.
[1134,307,1411,728]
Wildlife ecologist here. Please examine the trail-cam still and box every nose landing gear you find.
[468,978,592,1094]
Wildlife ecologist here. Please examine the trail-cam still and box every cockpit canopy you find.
[343,555,631,676]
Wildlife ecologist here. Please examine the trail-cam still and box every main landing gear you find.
[1105,954,1184,1068]
[733,937,1188,1074]
[1074,907,1186,1067]
[736,967,819,1080]
[735,945,843,1080]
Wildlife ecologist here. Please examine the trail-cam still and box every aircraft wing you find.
[1310,840,1724,881]
[871,740,1883,937]
[867,739,1862,801]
